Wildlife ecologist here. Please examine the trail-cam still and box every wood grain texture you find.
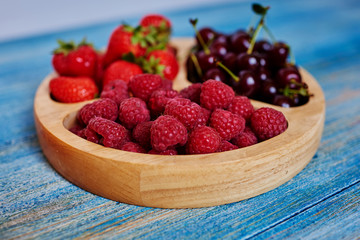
[34,38,325,208]
[1,0,360,239]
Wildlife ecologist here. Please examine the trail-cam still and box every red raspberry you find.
[151,115,188,152]
[217,140,239,152]
[209,109,246,140]
[120,142,146,153]
[231,127,258,148]
[164,98,202,130]
[148,149,178,155]
[250,107,287,141]
[179,83,202,104]
[78,98,118,125]
[129,74,163,101]
[118,98,150,129]
[227,96,255,122]
[132,121,153,150]
[69,125,83,135]
[186,126,221,154]
[193,107,211,129]
[100,80,129,106]
[88,117,129,149]
[148,89,180,116]
[162,78,173,90]
[200,80,235,110]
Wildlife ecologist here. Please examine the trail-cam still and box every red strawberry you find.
[103,25,146,67]
[49,76,98,103]
[52,39,98,78]
[140,14,172,29]
[145,50,179,80]
[102,60,143,86]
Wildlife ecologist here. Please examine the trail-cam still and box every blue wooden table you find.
[1,0,359,239]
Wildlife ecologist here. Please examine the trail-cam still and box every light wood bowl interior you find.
[34,38,325,208]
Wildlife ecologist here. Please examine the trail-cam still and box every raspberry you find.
[217,140,239,152]
[164,98,202,130]
[186,126,221,154]
[80,127,100,144]
[250,107,288,141]
[151,115,188,151]
[78,98,118,125]
[88,117,129,149]
[193,107,211,129]
[162,78,173,90]
[231,127,258,148]
[179,83,202,104]
[100,80,129,106]
[129,74,163,101]
[69,125,83,135]
[209,109,246,140]
[120,142,146,153]
[227,96,255,122]
[148,149,178,155]
[200,80,235,110]
[118,97,150,129]
[132,121,153,150]
[148,89,180,116]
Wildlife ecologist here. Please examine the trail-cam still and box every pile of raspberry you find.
[70,74,288,155]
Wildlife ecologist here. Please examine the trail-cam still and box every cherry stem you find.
[262,24,277,43]
[289,46,296,65]
[216,60,239,82]
[190,19,210,54]
[247,6,269,55]
[247,14,258,34]
[190,53,203,77]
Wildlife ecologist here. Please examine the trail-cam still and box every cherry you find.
[260,79,278,101]
[235,70,260,97]
[270,42,289,68]
[273,95,293,108]
[210,41,228,59]
[203,68,226,82]
[197,51,216,71]
[186,55,201,83]
[257,68,271,82]
[230,32,250,53]
[197,27,217,47]
[236,53,259,71]
[213,34,228,45]
[254,40,273,53]
[276,67,302,88]
[253,52,269,69]
[292,94,309,106]
[222,52,237,72]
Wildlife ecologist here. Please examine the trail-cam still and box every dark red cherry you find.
[257,68,271,82]
[203,68,226,82]
[197,27,217,47]
[270,42,289,68]
[186,55,201,83]
[276,67,302,88]
[273,95,293,108]
[222,52,237,72]
[235,70,260,97]
[213,34,228,45]
[254,40,273,54]
[253,52,269,69]
[236,53,259,71]
[260,79,278,101]
[230,32,250,53]
[197,51,216,71]
[292,94,309,106]
[210,42,228,59]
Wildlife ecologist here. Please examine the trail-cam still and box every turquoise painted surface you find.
[1,0,360,239]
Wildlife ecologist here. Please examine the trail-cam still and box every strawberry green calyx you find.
[52,38,93,55]
[142,56,166,77]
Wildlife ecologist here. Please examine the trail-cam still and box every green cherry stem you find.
[216,60,239,82]
[190,53,203,77]
[190,19,210,54]
[262,24,277,43]
[247,6,270,55]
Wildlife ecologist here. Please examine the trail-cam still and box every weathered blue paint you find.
[1,0,359,239]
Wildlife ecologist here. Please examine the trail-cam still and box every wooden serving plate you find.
[34,38,325,208]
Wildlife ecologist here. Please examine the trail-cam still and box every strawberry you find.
[140,14,172,29]
[49,76,98,103]
[102,60,143,86]
[143,50,179,80]
[52,39,98,78]
[103,25,146,67]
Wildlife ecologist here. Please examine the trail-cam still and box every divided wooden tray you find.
[34,38,325,208]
